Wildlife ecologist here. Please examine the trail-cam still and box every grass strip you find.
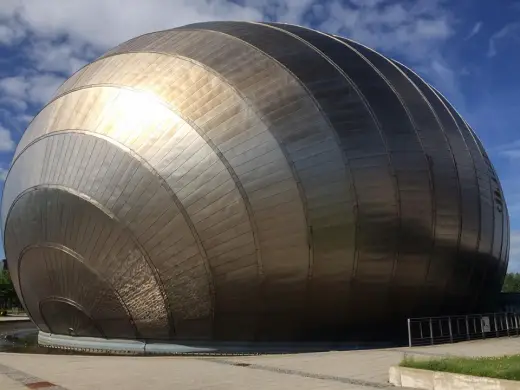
[400,354,520,381]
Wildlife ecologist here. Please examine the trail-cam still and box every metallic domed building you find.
[1,22,509,343]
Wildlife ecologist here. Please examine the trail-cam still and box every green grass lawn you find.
[400,354,520,381]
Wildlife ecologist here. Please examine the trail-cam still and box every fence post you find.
[506,313,510,337]
[465,315,470,340]
[407,318,412,347]
[448,317,453,343]
[495,314,499,337]
[429,318,434,345]
[480,314,485,339]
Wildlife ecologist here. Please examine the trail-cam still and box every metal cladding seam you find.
[0,21,509,342]
[430,87,500,305]
[264,23,438,318]
[389,60,483,311]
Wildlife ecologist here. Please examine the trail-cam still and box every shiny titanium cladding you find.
[1,21,509,342]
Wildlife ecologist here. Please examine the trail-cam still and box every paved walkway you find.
[0,336,519,390]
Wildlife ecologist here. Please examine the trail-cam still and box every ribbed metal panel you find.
[1,21,508,341]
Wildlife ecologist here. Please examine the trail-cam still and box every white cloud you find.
[0,0,461,109]
[488,22,520,57]
[0,74,65,105]
[0,76,27,100]
[0,96,28,112]
[314,0,453,61]
[25,40,90,74]
[27,74,65,104]
[0,108,29,140]
[414,58,466,113]
[0,167,7,181]
[0,0,263,51]
[0,23,25,45]
[0,125,15,152]
[508,231,520,273]
[16,114,33,124]
[0,0,454,63]
[465,21,482,40]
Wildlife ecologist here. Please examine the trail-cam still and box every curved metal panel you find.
[39,298,105,338]
[389,61,484,311]
[6,185,169,339]
[2,21,508,342]
[165,23,365,333]
[338,38,465,315]
[431,89,507,305]
[15,70,286,340]
[102,28,343,338]
[5,131,217,339]
[263,23,439,321]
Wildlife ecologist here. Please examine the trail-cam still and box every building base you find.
[38,331,397,355]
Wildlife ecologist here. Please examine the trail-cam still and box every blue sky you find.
[0,0,518,270]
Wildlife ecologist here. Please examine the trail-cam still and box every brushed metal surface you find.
[1,21,509,341]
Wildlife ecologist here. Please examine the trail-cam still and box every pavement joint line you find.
[0,363,66,389]
[388,349,461,358]
[199,357,393,388]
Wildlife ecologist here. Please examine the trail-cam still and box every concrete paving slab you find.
[0,335,519,389]
[0,354,383,390]
[0,374,26,390]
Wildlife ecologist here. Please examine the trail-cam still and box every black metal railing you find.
[407,312,520,347]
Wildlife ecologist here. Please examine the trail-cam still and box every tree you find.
[502,273,520,293]
[0,270,20,311]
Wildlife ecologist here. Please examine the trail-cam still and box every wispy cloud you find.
[294,0,461,108]
[0,0,455,63]
[0,23,24,45]
[488,22,520,57]
[24,39,90,75]
[0,0,263,50]
[501,150,520,159]
[0,167,7,182]
[0,0,461,129]
[0,125,15,152]
[495,139,520,160]
[312,0,454,62]
[465,21,482,40]
[0,74,65,106]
